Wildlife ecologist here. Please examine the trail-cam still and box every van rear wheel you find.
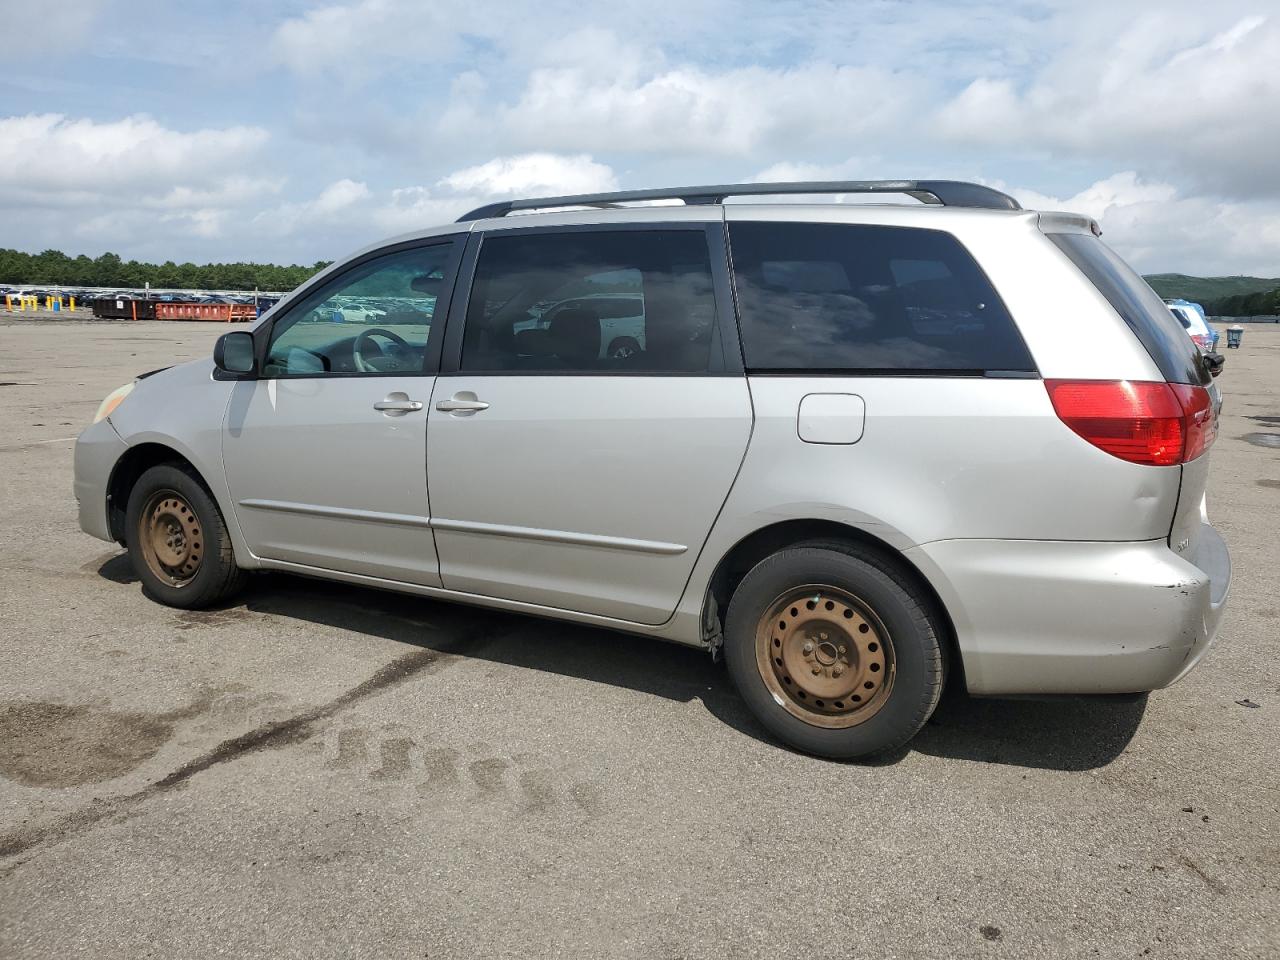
[724,543,945,759]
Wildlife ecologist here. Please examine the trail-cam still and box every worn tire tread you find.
[125,462,246,609]
[724,539,947,759]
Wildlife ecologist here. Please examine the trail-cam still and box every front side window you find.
[729,221,1035,373]
[461,230,719,373]
[265,242,455,377]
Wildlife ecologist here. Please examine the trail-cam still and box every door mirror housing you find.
[214,331,256,376]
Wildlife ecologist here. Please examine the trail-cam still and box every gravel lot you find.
[1,318,1277,959]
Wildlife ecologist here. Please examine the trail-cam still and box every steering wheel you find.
[353,327,411,372]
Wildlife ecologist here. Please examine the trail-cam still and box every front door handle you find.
[436,394,490,413]
[373,392,423,415]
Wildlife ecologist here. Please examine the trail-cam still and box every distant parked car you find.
[1165,298,1218,351]
[1169,304,1216,352]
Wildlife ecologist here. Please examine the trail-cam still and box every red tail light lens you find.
[1045,380,1216,466]
[1171,382,1216,461]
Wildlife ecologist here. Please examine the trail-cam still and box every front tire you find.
[125,463,246,609]
[724,543,945,759]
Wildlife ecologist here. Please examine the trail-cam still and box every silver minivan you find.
[74,180,1231,759]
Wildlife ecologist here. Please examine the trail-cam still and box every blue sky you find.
[1,0,1277,274]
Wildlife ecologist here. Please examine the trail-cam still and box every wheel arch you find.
[107,442,203,542]
[104,440,249,562]
[702,518,965,691]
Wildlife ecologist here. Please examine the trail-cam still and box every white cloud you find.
[371,153,620,233]
[256,153,621,242]
[271,0,471,76]
[364,187,460,234]
[938,13,1280,197]
[254,179,372,236]
[159,208,229,240]
[271,0,727,77]
[4,0,104,52]
[0,114,269,205]
[7,1,1277,279]
[310,179,372,214]
[0,113,275,254]
[149,177,284,212]
[440,29,916,157]
[1010,172,1177,222]
[1008,172,1280,276]
[749,158,883,184]
[439,153,617,197]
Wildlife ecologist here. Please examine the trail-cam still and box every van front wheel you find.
[723,543,945,759]
[125,463,246,609]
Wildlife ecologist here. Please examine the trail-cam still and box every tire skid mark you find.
[0,645,463,868]
[1178,855,1228,896]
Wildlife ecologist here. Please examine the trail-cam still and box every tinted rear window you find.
[1047,232,1209,385]
[728,222,1035,373]
[461,230,720,373]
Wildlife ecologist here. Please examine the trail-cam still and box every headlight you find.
[94,381,136,423]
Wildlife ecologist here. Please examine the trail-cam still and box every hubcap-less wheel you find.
[139,489,203,587]
[754,585,895,728]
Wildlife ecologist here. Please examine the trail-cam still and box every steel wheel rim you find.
[138,489,203,587]
[754,584,896,728]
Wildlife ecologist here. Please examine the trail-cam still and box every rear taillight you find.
[1170,382,1217,461]
[1045,380,1217,466]
[1191,333,1213,350]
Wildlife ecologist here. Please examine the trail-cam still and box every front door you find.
[427,225,752,624]
[223,238,461,585]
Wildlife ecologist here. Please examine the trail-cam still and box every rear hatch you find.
[1044,231,1218,561]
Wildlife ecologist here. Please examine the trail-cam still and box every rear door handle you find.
[436,396,490,413]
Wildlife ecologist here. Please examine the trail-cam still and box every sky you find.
[1,0,1278,275]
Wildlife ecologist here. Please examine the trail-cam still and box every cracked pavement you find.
[0,318,1277,958]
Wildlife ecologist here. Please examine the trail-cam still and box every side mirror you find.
[214,331,256,376]
[1202,351,1225,378]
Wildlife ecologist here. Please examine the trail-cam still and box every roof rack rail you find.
[456,179,1021,222]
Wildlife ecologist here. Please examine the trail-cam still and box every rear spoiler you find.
[1036,211,1103,237]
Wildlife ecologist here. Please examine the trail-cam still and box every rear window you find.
[461,230,720,373]
[1047,233,1209,385]
[728,222,1035,374]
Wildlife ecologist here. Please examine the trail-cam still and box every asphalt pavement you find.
[1,317,1276,958]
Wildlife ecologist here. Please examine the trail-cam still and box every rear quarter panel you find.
[669,373,1186,644]
[707,376,1180,548]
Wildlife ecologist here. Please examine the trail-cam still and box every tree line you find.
[1207,287,1280,317]
[0,248,331,292]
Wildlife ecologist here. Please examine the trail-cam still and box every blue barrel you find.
[1227,325,1243,349]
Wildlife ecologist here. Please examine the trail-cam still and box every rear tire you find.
[724,542,945,759]
[125,463,246,609]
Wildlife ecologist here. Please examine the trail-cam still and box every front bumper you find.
[906,527,1231,696]
[74,417,128,543]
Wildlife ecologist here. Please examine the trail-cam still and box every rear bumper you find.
[74,418,127,543]
[906,528,1230,696]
